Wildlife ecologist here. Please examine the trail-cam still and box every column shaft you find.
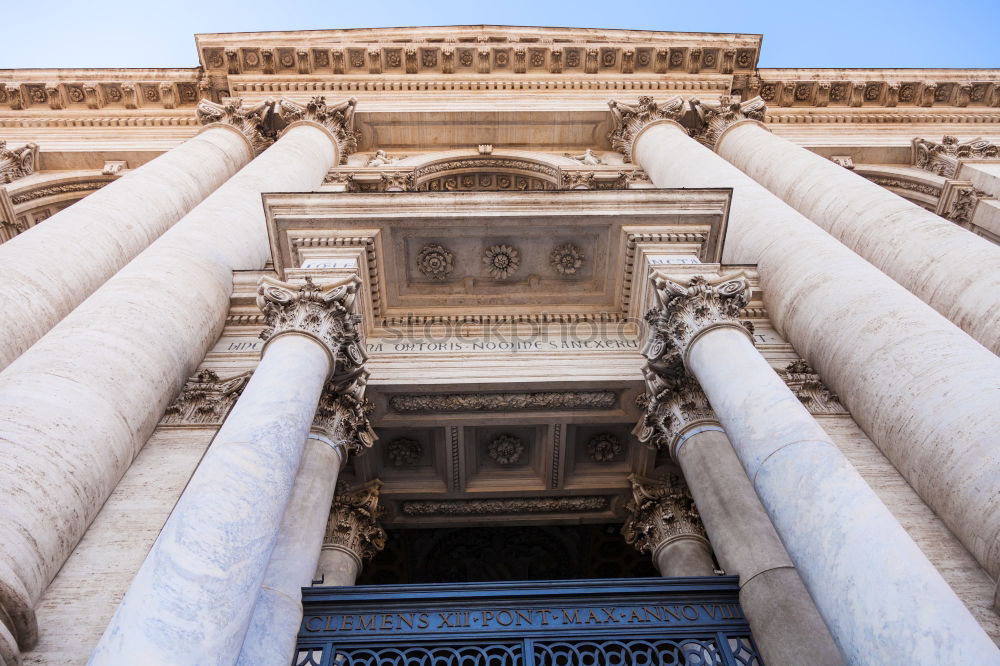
[0,125,253,371]
[715,122,1000,353]
[676,428,841,665]
[236,435,344,666]
[89,333,332,665]
[687,324,998,663]
[652,538,714,577]
[632,121,1000,583]
[0,122,337,654]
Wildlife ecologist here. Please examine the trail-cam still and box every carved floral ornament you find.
[325,479,387,563]
[163,369,252,426]
[483,244,520,280]
[487,433,525,465]
[417,244,455,280]
[622,473,707,555]
[386,437,422,466]
[313,370,377,457]
[195,98,274,155]
[550,243,584,275]
[587,433,623,463]
[275,96,359,163]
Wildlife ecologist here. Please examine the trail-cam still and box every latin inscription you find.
[303,603,744,635]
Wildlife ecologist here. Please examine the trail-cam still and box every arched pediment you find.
[853,164,944,211]
[1,170,118,241]
[409,152,565,192]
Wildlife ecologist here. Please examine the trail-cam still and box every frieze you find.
[9,179,114,206]
[412,158,559,182]
[389,390,618,414]
[862,175,941,198]
[401,496,609,516]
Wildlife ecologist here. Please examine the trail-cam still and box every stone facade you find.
[0,25,997,666]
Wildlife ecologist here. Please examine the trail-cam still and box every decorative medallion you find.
[386,438,422,467]
[483,244,520,280]
[587,433,623,463]
[487,434,525,465]
[550,243,584,275]
[417,244,455,280]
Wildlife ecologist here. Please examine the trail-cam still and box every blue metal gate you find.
[295,577,762,665]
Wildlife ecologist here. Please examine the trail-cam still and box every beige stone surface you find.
[0,125,251,371]
[819,415,1000,646]
[634,121,1000,586]
[716,123,1000,354]
[0,122,337,649]
[22,428,216,666]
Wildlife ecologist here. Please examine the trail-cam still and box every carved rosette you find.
[275,96,359,163]
[633,373,718,457]
[550,243,584,275]
[313,370,377,457]
[195,98,273,155]
[386,438,422,466]
[587,433,622,462]
[163,369,252,425]
[621,473,707,557]
[483,244,520,280]
[487,434,525,465]
[324,479,387,564]
[690,95,767,150]
[642,273,753,379]
[607,95,685,162]
[913,135,1000,178]
[417,243,455,280]
[257,275,364,370]
[0,140,39,183]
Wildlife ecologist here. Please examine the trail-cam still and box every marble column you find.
[90,275,370,665]
[635,374,842,665]
[316,479,388,587]
[622,473,715,577]
[695,101,1000,354]
[608,97,1000,587]
[236,375,379,666]
[640,272,999,664]
[0,99,270,372]
[0,97,357,659]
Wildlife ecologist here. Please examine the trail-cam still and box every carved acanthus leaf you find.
[913,135,1000,178]
[622,473,706,555]
[690,95,767,149]
[162,369,252,425]
[0,140,38,183]
[946,186,988,226]
[325,479,386,562]
[633,373,717,456]
[275,96,359,163]
[195,98,273,155]
[313,370,377,456]
[607,95,686,162]
[775,360,845,414]
[642,273,753,381]
[257,275,364,367]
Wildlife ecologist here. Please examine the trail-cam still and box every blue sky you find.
[5,0,999,69]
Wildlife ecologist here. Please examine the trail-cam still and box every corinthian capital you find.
[912,135,1000,178]
[607,95,685,162]
[633,372,718,457]
[324,479,387,565]
[195,98,274,155]
[622,473,707,556]
[0,140,39,183]
[690,95,767,150]
[643,273,753,378]
[275,96,359,163]
[257,275,363,370]
[313,370,377,456]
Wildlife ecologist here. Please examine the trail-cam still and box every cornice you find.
[196,27,762,77]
